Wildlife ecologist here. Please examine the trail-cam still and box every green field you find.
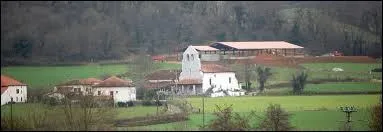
[1,103,158,121]
[1,63,181,89]
[126,95,380,131]
[251,63,382,86]
[263,82,382,95]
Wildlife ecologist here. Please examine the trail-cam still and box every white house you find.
[177,46,245,97]
[93,76,136,103]
[54,78,103,96]
[1,75,28,105]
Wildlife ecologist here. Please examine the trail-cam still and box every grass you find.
[263,82,382,95]
[1,62,181,89]
[126,95,380,131]
[249,63,382,87]
[187,95,380,113]
[1,103,158,121]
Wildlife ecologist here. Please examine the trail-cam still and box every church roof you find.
[177,79,202,84]
[201,64,233,73]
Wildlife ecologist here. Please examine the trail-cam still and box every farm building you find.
[50,76,136,103]
[143,70,180,92]
[1,75,28,105]
[93,76,136,103]
[179,41,304,61]
[53,78,103,96]
[176,46,245,97]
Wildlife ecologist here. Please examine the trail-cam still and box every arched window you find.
[229,77,231,84]
[191,54,194,60]
[187,54,190,61]
[209,78,212,85]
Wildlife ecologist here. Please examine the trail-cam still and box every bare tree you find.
[257,104,294,131]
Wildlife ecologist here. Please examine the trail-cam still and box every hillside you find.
[1,1,381,65]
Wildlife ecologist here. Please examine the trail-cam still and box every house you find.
[176,46,245,97]
[1,75,27,105]
[54,78,103,95]
[93,76,136,103]
[143,70,180,93]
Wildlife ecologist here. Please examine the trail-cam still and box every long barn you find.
[179,41,304,61]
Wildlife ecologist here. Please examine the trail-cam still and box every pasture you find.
[263,82,382,95]
[251,62,382,86]
[0,62,181,89]
[126,94,380,131]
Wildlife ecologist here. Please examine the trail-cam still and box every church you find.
[175,46,245,97]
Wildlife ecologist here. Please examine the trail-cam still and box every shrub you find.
[369,102,382,131]
[117,102,127,107]
[257,104,294,131]
[291,71,308,94]
[127,101,135,107]
[204,104,259,131]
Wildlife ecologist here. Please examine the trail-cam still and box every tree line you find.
[1,1,381,65]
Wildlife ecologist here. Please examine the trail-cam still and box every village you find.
[1,1,381,131]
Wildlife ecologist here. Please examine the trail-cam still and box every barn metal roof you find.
[211,41,304,50]
[191,46,219,51]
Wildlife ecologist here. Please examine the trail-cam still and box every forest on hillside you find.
[1,1,382,65]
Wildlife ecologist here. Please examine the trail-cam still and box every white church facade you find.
[176,46,245,97]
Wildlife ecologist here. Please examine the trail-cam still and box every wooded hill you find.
[1,1,381,65]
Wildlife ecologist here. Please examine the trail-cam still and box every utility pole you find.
[202,94,205,127]
[10,97,13,130]
[340,106,358,131]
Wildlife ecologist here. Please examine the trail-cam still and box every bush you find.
[291,71,308,94]
[127,101,134,107]
[369,102,382,131]
[117,102,127,107]
[257,104,294,131]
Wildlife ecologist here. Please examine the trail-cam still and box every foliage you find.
[204,104,261,131]
[291,71,308,94]
[369,102,382,131]
[257,104,294,131]
[1,2,381,65]
[256,66,273,92]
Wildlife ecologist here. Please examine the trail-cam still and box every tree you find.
[204,104,259,131]
[257,104,294,131]
[369,101,382,131]
[256,66,272,93]
[291,71,308,94]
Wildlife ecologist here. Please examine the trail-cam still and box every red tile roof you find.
[1,75,26,87]
[1,87,8,94]
[143,81,174,89]
[94,76,134,87]
[57,78,102,86]
[145,70,180,81]
[191,46,219,51]
[213,41,304,50]
[177,79,202,84]
[201,64,232,73]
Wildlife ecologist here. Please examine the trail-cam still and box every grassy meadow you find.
[125,94,380,131]
[263,82,382,95]
[1,62,181,89]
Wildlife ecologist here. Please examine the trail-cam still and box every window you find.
[16,89,19,94]
[187,54,190,61]
[116,91,118,94]
[199,54,201,58]
[98,91,101,96]
[16,97,18,102]
[191,54,194,60]
[209,78,212,85]
[229,77,231,84]
[21,97,22,101]
[110,91,114,96]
